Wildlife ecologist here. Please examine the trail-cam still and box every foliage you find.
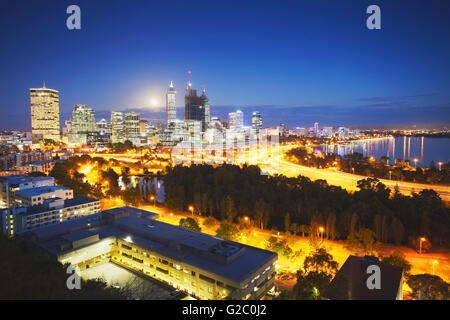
[215,222,242,242]
[407,274,450,300]
[346,228,381,256]
[264,236,293,258]
[0,235,128,299]
[163,164,450,248]
[179,217,201,232]
[381,249,412,278]
[289,248,339,300]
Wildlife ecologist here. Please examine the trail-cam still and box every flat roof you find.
[15,185,71,197]
[0,175,54,185]
[20,196,99,216]
[30,207,277,284]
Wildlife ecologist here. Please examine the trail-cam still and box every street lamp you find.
[244,216,249,223]
[319,226,324,241]
[433,260,438,274]
[352,167,355,174]
[389,170,392,180]
[414,158,418,168]
[438,162,443,171]
[419,237,426,255]
[150,195,156,206]
[189,205,194,216]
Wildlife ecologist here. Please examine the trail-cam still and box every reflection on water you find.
[322,137,450,168]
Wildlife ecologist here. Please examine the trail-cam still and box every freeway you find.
[262,154,450,201]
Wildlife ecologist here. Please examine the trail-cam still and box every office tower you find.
[251,111,262,132]
[30,83,60,141]
[166,81,177,124]
[314,122,319,135]
[111,111,124,144]
[124,112,140,140]
[69,104,96,144]
[96,118,111,134]
[229,110,244,132]
[185,81,210,132]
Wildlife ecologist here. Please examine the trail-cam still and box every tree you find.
[203,216,217,228]
[407,274,450,300]
[264,236,293,258]
[284,212,291,233]
[215,222,242,241]
[381,250,412,278]
[179,217,201,232]
[346,228,380,256]
[291,248,339,300]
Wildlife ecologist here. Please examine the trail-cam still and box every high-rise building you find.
[111,111,124,144]
[229,110,244,132]
[69,104,96,144]
[185,81,210,132]
[166,81,177,124]
[124,112,140,140]
[30,83,60,141]
[251,111,262,132]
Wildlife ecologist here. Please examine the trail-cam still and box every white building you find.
[229,110,244,132]
[166,81,177,124]
[14,185,73,207]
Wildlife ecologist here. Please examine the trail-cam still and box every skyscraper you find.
[166,81,177,124]
[229,110,244,132]
[30,83,60,141]
[185,81,210,132]
[124,112,140,140]
[111,111,124,143]
[69,104,96,144]
[251,111,262,132]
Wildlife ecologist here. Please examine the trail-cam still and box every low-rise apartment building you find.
[29,206,278,300]
[14,185,73,207]
[1,196,100,237]
[0,175,55,208]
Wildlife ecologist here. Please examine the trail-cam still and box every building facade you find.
[69,104,96,144]
[30,206,278,300]
[14,185,73,207]
[251,111,262,133]
[124,112,140,141]
[30,84,60,141]
[111,111,124,144]
[166,81,177,124]
[1,196,100,237]
[229,110,244,132]
[185,84,210,132]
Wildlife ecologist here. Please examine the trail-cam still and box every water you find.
[321,137,450,168]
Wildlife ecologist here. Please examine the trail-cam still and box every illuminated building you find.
[14,185,73,207]
[124,112,140,140]
[0,175,55,209]
[185,81,210,132]
[251,111,262,133]
[69,104,96,144]
[30,83,60,141]
[1,196,100,237]
[229,110,244,132]
[110,111,124,143]
[30,206,278,300]
[166,81,177,124]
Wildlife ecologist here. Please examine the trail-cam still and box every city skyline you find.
[0,0,449,130]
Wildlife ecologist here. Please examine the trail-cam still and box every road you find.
[259,151,450,201]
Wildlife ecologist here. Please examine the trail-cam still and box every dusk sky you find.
[1,0,449,129]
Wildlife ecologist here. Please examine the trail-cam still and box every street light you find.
[414,158,418,168]
[150,195,156,206]
[433,260,438,274]
[319,226,324,241]
[419,237,426,255]
[189,205,194,216]
[244,216,249,223]
[438,162,443,171]
[389,170,392,180]
[352,167,355,174]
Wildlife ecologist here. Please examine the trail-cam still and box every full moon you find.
[151,98,158,106]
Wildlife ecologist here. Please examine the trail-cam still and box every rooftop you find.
[20,196,99,216]
[0,175,54,185]
[324,255,403,300]
[15,185,71,197]
[30,206,277,284]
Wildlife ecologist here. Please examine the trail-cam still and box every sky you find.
[0,0,449,130]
